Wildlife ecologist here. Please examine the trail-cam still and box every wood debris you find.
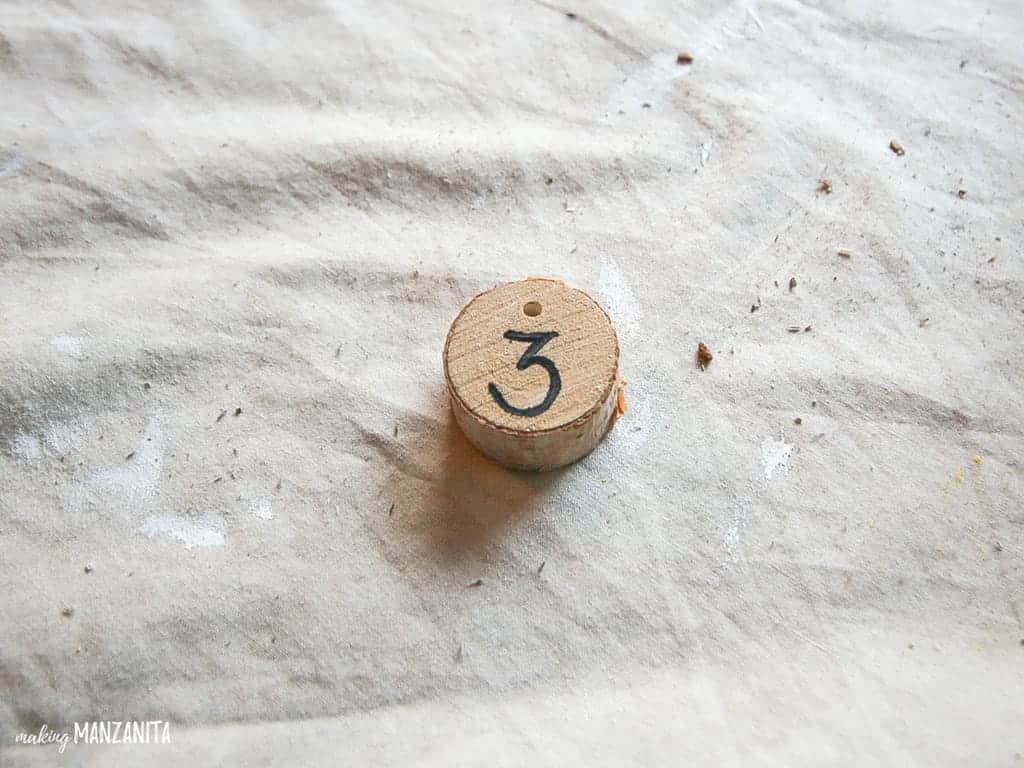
[696,342,713,370]
[837,248,853,259]
[676,52,693,65]
[818,178,833,194]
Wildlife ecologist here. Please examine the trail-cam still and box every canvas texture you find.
[1,0,1022,765]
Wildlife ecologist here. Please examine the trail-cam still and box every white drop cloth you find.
[1,0,1022,764]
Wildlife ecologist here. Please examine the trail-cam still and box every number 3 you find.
[488,330,561,417]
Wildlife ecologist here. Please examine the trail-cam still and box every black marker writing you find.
[488,330,561,417]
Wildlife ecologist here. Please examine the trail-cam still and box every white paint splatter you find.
[90,418,163,503]
[607,1,761,114]
[44,421,80,454]
[761,437,793,480]
[723,506,748,564]
[11,432,42,461]
[595,254,655,455]
[9,420,81,461]
[50,335,83,357]
[597,253,640,341]
[250,497,275,520]
[139,513,225,548]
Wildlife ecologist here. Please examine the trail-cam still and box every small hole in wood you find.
[523,301,542,317]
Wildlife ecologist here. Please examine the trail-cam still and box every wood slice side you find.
[443,278,622,471]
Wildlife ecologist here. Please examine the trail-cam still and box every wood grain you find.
[444,278,622,470]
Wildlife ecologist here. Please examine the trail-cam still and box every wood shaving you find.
[696,342,713,369]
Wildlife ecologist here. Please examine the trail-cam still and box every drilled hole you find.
[523,301,542,317]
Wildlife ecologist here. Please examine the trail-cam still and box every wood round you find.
[443,278,622,471]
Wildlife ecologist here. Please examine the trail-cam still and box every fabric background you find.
[1,0,1022,764]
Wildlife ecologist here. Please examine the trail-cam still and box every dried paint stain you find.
[139,513,225,548]
[761,438,793,481]
[50,334,83,357]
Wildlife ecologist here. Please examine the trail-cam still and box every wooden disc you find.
[443,278,623,471]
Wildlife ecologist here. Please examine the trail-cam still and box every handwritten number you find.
[488,330,561,417]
